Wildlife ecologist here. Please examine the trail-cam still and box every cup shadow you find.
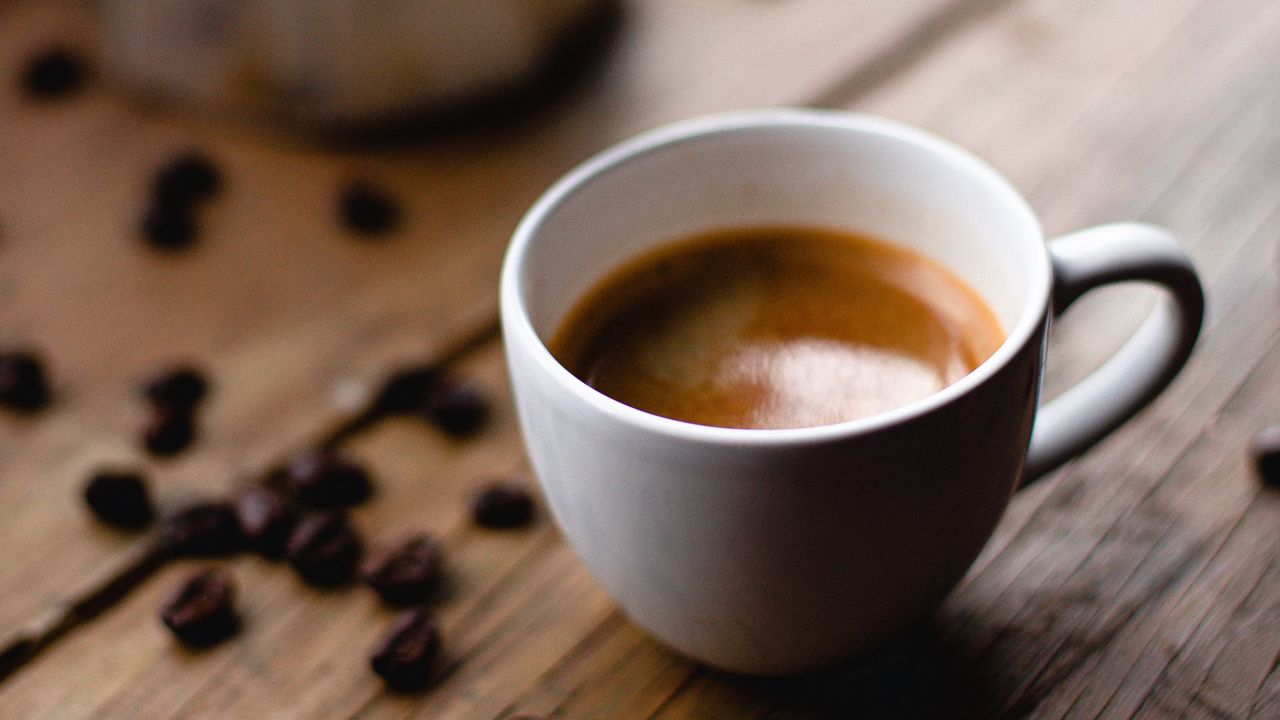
[722,620,993,719]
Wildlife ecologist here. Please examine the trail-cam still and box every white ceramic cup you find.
[500,110,1204,675]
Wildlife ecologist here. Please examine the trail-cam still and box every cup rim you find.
[500,108,1051,447]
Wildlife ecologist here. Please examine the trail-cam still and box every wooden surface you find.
[0,0,1277,717]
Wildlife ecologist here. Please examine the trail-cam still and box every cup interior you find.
[506,110,1049,424]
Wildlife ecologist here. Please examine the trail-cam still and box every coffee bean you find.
[20,47,87,100]
[1253,425,1280,486]
[141,202,198,251]
[160,568,239,647]
[161,502,244,557]
[143,407,196,456]
[370,608,441,691]
[470,480,535,529]
[287,511,363,587]
[361,534,443,606]
[0,350,51,412]
[369,365,441,416]
[422,379,488,438]
[153,153,222,207]
[287,450,373,508]
[338,181,401,236]
[234,483,298,558]
[142,366,209,411]
[83,469,154,529]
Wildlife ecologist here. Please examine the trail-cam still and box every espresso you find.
[549,226,1005,429]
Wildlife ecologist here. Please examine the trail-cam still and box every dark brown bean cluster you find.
[83,469,155,530]
[287,511,365,587]
[423,379,489,438]
[234,483,298,558]
[370,608,441,691]
[143,367,209,409]
[141,153,223,251]
[1253,424,1280,486]
[140,365,210,457]
[338,181,402,238]
[160,568,240,648]
[366,365,491,439]
[3,97,532,689]
[161,502,245,557]
[368,365,442,416]
[19,47,88,101]
[361,534,444,606]
[471,480,536,529]
[287,450,373,508]
[0,349,52,412]
[61,353,518,691]
[228,450,378,590]
[143,408,197,456]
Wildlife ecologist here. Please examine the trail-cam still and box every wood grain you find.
[0,0,971,658]
[0,0,1023,717]
[1,0,1278,716]
[850,0,1280,717]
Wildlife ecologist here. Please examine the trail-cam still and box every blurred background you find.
[1,0,1279,717]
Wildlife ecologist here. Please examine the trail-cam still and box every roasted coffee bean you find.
[143,407,196,456]
[370,608,441,691]
[0,350,51,411]
[361,534,443,605]
[260,464,295,494]
[287,511,363,587]
[1253,425,1280,486]
[470,480,535,529]
[153,153,222,207]
[287,450,372,508]
[234,483,298,558]
[161,502,244,557]
[369,365,441,416]
[141,202,198,250]
[338,181,401,236]
[20,47,87,100]
[160,568,239,647]
[422,379,488,438]
[142,366,209,411]
[83,469,154,529]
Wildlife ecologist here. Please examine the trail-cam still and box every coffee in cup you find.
[549,225,1005,429]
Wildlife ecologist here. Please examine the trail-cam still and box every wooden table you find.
[1,0,1277,717]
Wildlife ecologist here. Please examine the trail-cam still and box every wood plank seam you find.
[997,529,1211,717]
[1062,344,1280,717]
[809,0,1025,110]
[1188,549,1280,718]
[1247,564,1280,717]
[0,320,500,687]
[1124,495,1280,718]
[492,611,632,718]
[641,669,705,720]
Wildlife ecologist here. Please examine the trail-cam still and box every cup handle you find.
[1021,223,1205,485]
